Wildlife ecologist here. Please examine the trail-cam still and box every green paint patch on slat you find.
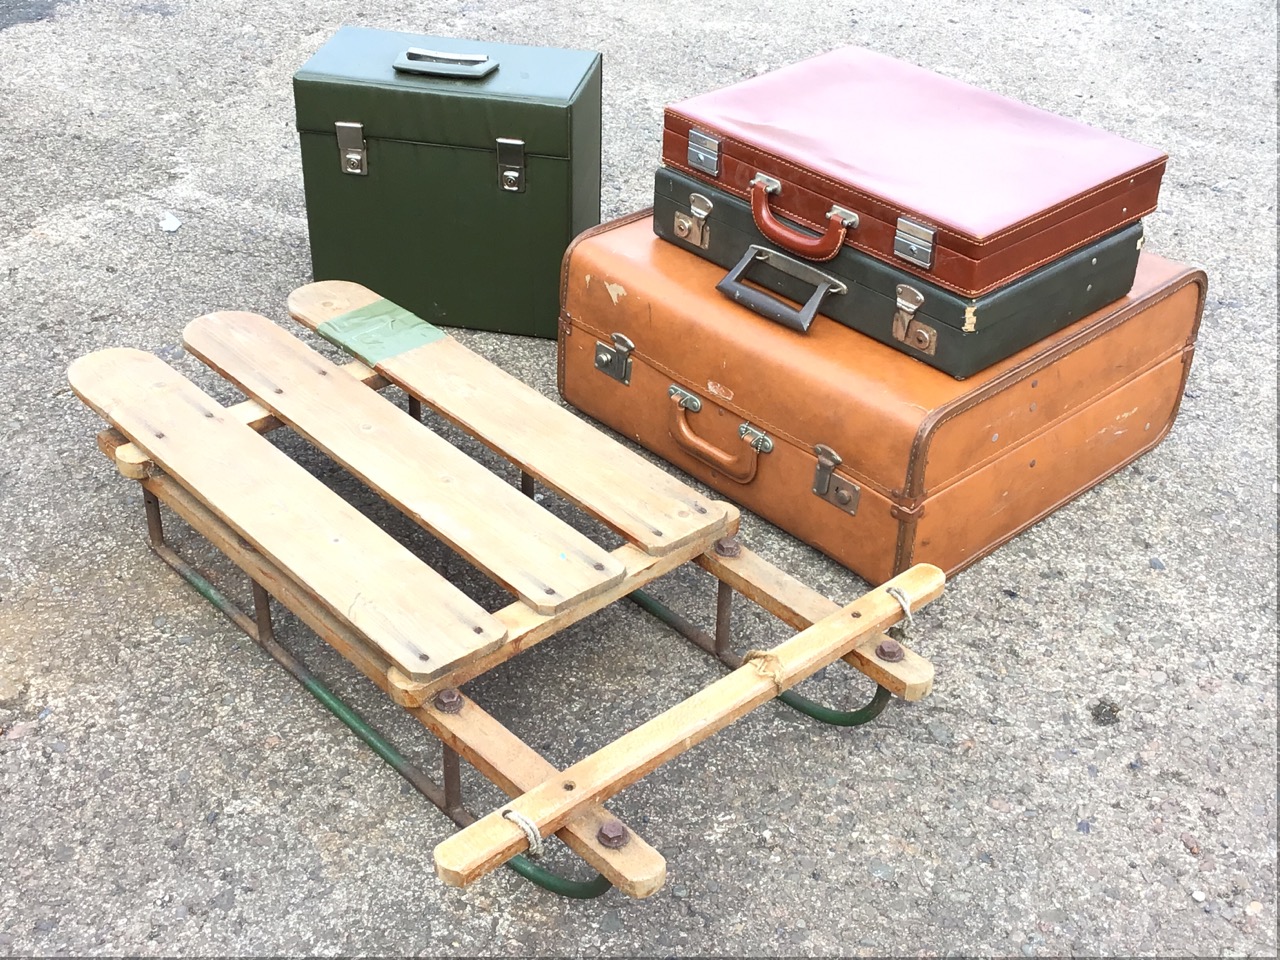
[316,298,446,366]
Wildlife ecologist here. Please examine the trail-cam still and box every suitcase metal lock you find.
[496,138,526,193]
[594,333,635,385]
[894,217,935,269]
[687,130,720,177]
[812,444,860,516]
[673,193,713,249]
[335,122,368,176]
[891,285,937,356]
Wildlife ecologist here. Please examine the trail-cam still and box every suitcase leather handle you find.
[716,244,846,333]
[667,387,770,485]
[749,174,856,262]
[393,48,500,79]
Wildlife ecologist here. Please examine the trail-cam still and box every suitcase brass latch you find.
[335,122,368,176]
[673,193,713,249]
[594,333,635,385]
[891,284,937,356]
[812,444,860,515]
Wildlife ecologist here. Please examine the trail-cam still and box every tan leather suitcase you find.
[558,212,1205,584]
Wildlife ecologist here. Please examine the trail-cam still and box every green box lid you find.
[294,26,600,158]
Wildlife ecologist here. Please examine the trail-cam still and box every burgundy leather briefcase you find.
[662,47,1166,298]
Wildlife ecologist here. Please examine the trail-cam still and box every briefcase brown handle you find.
[667,386,770,485]
[749,174,857,262]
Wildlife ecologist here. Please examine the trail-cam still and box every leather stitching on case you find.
[564,311,899,502]
[668,151,1157,296]
[748,187,844,264]
[922,347,1186,493]
[900,271,1206,499]
[664,126,1161,294]
[910,375,1188,579]
[665,110,1165,245]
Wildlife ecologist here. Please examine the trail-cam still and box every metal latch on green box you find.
[497,138,526,193]
[335,122,367,175]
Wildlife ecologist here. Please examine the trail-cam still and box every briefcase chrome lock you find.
[687,130,721,177]
[594,333,635,385]
[335,121,367,176]
[894,217,936,269]
[812,443,860,515]
[891,284,937,356]
[673,192,713,249]
[496,138,526,193]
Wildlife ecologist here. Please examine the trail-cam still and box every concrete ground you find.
[1,0,1275,955]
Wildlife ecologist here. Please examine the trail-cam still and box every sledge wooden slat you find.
[106,357,386,480]
[432,563,946,888]
[68,348,506,682]
[286,280,730,557]
[139,468,432,708]
[131,471,664,896]
[418,504,740,695]
[183,311,627,615]
[696,547,933,700]
[414,692,667,898]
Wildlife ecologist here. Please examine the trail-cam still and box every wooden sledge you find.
[70,281,942,898]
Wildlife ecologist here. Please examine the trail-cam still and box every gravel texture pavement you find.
[0,0,1276,955]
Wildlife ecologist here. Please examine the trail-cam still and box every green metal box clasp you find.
[294,27,602,339]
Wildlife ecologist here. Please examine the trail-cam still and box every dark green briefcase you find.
[294,27,602,338]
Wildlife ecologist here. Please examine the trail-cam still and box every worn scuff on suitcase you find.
[559,212,1205,585]
[653,166,1146,378]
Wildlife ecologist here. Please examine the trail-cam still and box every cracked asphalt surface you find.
[1,0,1276,955]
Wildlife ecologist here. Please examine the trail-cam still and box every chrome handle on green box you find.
[393,48,500,79]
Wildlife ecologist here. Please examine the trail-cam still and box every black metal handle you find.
[715,245,846,333]
[393,48,499,79]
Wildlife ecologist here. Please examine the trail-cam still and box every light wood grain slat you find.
[135,466,432,708]
[417,503,740,696]
[286,281,730,557]
[106,357,386,480]
[183,311,626,615]
[431,564,945,888]
[69,348,505,682]
[121,471,664,896]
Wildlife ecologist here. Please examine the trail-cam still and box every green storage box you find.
[294,27,602,338]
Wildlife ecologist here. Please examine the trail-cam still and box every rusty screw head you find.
[874,638,905,663]
[433,688,464,714]
[714,536,742,558]
[596,819,630,849]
